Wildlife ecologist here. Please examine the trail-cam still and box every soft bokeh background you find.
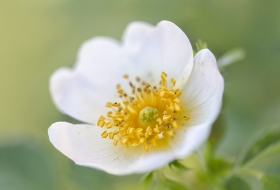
[0,0,280,189]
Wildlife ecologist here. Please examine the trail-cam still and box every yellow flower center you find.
[97,72,190,151]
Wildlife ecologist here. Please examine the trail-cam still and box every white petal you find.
[50,37,130,124]
[51,21,194,123]
[170,123,212,158]
[48,122,178,175]
[122,21,193,86]
[169,49,224,158]
[181,49,224,126]
[49,122,141,175]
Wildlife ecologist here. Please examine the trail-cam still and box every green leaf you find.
[240,173,262,190]
[195,39,208,52]
[207,156,232,177]
[244,141,280,174]
[154,171,187,190]
[225,175,251,190]
[217,48,246,69]
[140,172,154,187]
[261,175,280,190]
[0,141,57,190]
[169,160,190,171]
[164,178,187,190]
[242,129,280,165]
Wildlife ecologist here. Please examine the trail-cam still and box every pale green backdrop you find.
[0,0,280,189]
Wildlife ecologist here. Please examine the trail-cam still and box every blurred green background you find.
[0,0,280,189]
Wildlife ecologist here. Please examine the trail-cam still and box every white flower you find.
[48,21,224,175]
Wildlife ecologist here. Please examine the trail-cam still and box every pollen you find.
[97,72,190,151]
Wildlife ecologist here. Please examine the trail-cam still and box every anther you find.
[121,137,129,145]
[137,88,142,92]
[163,115,171,122]
[129,82,134,88]
[158,132,164,139]
[113,139,118,146]
[107,112,112,117]
[109,132,115,139]
[117,89,123,94]
[183,115,190,121]
[145,132,149,138]
[105,122,113,129]
[153,127,160,134]
[106,102,113,107]
[171,78,176,86]
[174,103,181,112]
[112,102,121,107]
[123,74,129,79]
[161,72,167,79]
[167,130,175,136]
[97,116,105,127]
[139,138,145,144]
[156,118,162,125]
[130,97,135,101]
[136,131,144,139]
[101,131,108,138]
[127,127,135,134]
[175,89,182,97]
[171,121,178,128]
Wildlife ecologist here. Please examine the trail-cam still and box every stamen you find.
[113,139,118,146]
[101,131,108,138]
[123,74,129,79]
[183,115,190,121]
[171,78,176,86]
[97,116,105,127]
[161,72,167,80]
[97,72,190,151]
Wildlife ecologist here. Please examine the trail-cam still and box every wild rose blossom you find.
[48,20,224,175]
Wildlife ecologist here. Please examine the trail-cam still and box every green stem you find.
[196,150,226,190]
[239,168,264,180]
[233,126,270,169]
